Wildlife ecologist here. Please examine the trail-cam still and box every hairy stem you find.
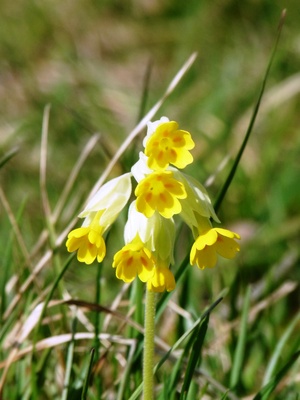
[143,290,156,400]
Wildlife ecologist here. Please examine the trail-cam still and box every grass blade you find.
[214,10,286,213]
[253,350,300,400]
[230,285,251,390]
[179,314,210,400]
[263,310,300,385]
[0,146,19,169]
[61,316,77,400]
[81,348,95,400]
[29,254,75,397]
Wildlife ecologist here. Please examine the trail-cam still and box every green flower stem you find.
[143,290,156,400]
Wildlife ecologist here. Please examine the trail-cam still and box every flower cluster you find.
[66,117,240,292]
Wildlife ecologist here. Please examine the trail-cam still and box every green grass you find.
[1,1,300,399]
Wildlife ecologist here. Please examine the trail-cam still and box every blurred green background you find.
[0,1,299,398]
[1,0,299,282]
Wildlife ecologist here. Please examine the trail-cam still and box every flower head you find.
[135,170,186,218]
[66,117,241,292]
[190,227,240,269]
[144,119,195,170]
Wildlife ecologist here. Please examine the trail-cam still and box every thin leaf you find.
[263,310,300,385]
[180,314,210,400]
[136,58,153,124]
[230,285,251,390]
[0,146,19,169]
[61,316,77,400]
[81,348,95,400]
[214,9,286,213]
[253,350,300,400]
[166,354,186,398]
[30,254,75,397]
[166,315,205,398]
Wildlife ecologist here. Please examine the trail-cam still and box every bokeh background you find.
[0,0,299,398]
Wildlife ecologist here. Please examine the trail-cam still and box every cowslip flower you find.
[188,215,240,269]
[146,265,176,292]
[113,202,176,291]
[112,235,155,283]
[191,227,240,269]
[66,116,240,291]
[135,170,187,218]
[66,210,107,264]
[143,117,195,170]
[66,173,132,265]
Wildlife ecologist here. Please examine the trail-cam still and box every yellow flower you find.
[66,211,106,264]
[146,266,176,292]
[112,236,155,283]
[144,120,195,170]
[112,201,176,290]
[66,173,132,264]
[135,171,187,218]
[190,227,240,269]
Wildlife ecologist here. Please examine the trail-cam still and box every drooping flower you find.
[112,235,155,283]
[66,210,106,264]
[66,173,132,264]
[113,201,176,290]
[135,170,187,218]
[144,118,195,170]
[190,227,240,269]
[146,266,176,292]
